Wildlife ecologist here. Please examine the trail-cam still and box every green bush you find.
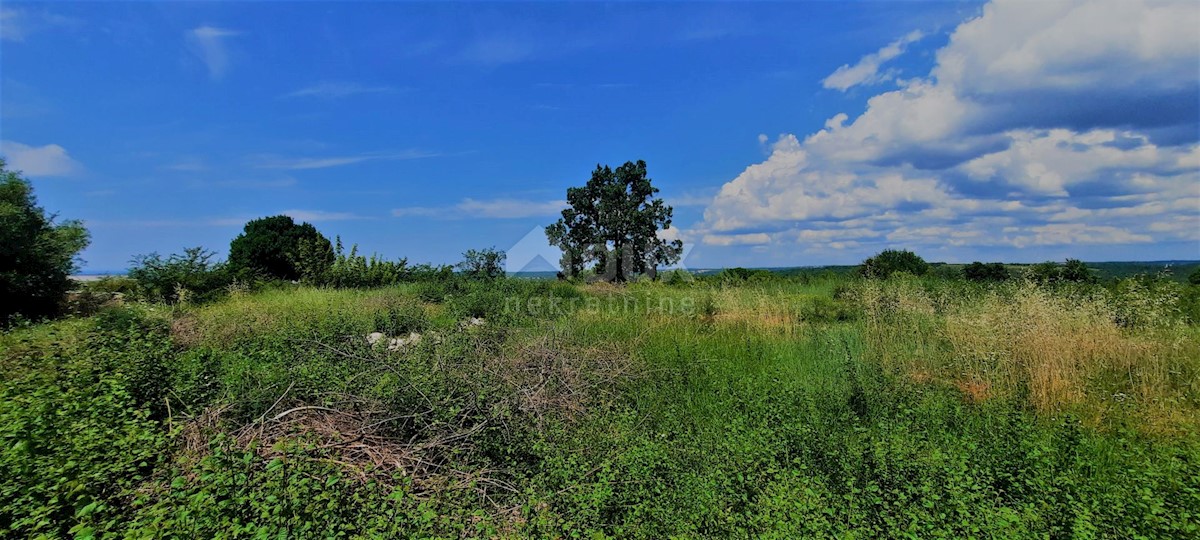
[0,160,90,324]
[128,247,232,304]
[859,249,929,279]
[1026,259,1098,285]
[227,215,333,281]
[963,261,1009,282]
[458,247,506,280]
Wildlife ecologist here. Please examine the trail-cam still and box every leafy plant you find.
[0,160,90,324]
[458,247,506,280]
[128,247,231,304]
[545,160,682,282]
[227,215,333,281]
[858,249,929,279]
[963,261,1009,282]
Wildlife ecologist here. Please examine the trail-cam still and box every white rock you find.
[386,332,422,351]
[366,332,386,345]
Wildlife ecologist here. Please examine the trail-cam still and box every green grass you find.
[3,277,1199,538]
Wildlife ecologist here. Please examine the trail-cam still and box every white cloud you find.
[1,140,82,176]
[187,26,240,80]
[254,149,439,170]
[1,8,25,41]
[822,30,924,91]
[280,209,366,222]
[284,82,397,99]
[702,232,770,246]
[704,0,1200,254]
[393,198,566,219]
[1,8,78,42]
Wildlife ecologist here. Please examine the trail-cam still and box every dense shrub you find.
[963,261,1009,282]
[858,249,929,279]
[0,161,90,324]
[1,308,171,537]
[1026,259,1098,285]
[128,247,232,304]
[714,267,773,283]
[227,215,333,281]
[321,241,411,288]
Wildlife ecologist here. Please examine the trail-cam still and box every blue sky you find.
[2,1,1197,272]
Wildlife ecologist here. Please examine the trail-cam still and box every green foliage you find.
[797,296,857,323]
[458,247,506,280]
[1027,258,1099,284]
[1189,267,1200,286]
[663,268,694,285]
[0,160,90,324]
[227,215,333,281]
[1,309,170,538]
[128,247,232,304]
[963,261,1010,282]
[546,160,682,282]
[715,267,774,283]
[321,240,411,288]
[3,275,1199,537]
[859,249,929,279]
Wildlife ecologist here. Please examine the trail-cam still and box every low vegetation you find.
[4,265,1199,537]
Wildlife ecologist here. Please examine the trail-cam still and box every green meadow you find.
[3,273,1198,538]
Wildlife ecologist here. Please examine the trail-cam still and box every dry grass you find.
[858,280,1200,432]
[171,325,640,505]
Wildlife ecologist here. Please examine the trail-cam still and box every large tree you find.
[227,215,333,281]
[546,160,682,282]
[0,160,90,323]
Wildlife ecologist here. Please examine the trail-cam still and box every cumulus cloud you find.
[822,30,924,91]
[393,198,566,219]
[1,140,82,176]
[187,26,239,80]
[704,0,1200,255]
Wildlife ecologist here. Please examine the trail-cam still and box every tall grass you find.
[856,277,1200,432]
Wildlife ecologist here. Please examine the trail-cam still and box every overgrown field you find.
[3,276,1199,538]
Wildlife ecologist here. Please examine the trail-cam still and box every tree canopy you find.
[227,215,333,281]
[0,160,90,323]
[545,160,682,282]
[858,249,929,279]
[1027,259,1098,284]
[963,262,1010,282]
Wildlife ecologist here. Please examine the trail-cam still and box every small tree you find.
[858,249,928,279]
[1061,258,1097,284]
[0,160,90,323]
[227,215,333,281]
[546,160,682,282]
[458,247,506,280]
[963,261,1009,282]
